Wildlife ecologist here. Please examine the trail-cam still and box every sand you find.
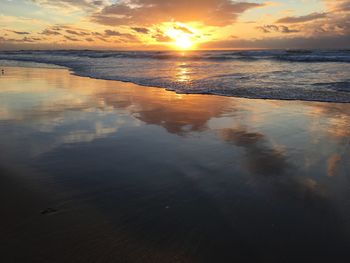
[1,66,350,262]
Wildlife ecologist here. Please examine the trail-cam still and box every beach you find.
[1,65,350,262]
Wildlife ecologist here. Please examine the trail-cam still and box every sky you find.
[0,0,349,50]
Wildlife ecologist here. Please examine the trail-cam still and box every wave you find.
[313,81,350,92]
[1,50,350,63]
[1,50,350,103]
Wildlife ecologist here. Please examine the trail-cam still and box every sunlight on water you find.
[175,62,191,82]
[1,50,349,102]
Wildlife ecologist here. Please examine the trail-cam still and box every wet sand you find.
[1,66,350,262]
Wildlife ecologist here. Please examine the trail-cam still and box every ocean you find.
[0,49,349,102]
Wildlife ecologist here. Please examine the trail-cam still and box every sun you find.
[175,35,193,49]
[164,24,196,50]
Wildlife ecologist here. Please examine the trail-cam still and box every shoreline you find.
[1,57,350,104]
[2,60,350,114]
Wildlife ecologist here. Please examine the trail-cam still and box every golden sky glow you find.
[0,0,349,50]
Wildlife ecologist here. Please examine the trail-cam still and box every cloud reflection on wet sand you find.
[1,66,350,262]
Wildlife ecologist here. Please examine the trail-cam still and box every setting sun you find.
[164,24,196,50]
[175,35,193,49]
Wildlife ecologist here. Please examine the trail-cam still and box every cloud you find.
[304,13,350,36]
[41,29,61,35]
[91,32,110,42]
[278,25,300,33]
[66,29,90,36]
[255,0,350,44]
[6,30,30,35]
[173,25,194,34]
[64,35,80,41]
[257,25,299,34]
[41,25,91,37]
[92,32,103,36]
[335,0,350,11]
[276,12,328,24]
[152,33,172,42]
[31,0,108,11]
[0,36,44,43]
[131,27,150,34]
[21,36,43,42]
[91,0,264,26]
[104,29,124,37]
[289,2,350,37]
[322,0,350,12]
[104,30,140,42]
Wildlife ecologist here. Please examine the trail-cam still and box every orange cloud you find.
[276,12,328,24]
[257,25,299,34]
[91,0,264,26]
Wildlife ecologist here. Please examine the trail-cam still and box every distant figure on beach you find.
[1,69,4,75]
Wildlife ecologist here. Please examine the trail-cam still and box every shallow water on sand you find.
[1,66,350,262]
